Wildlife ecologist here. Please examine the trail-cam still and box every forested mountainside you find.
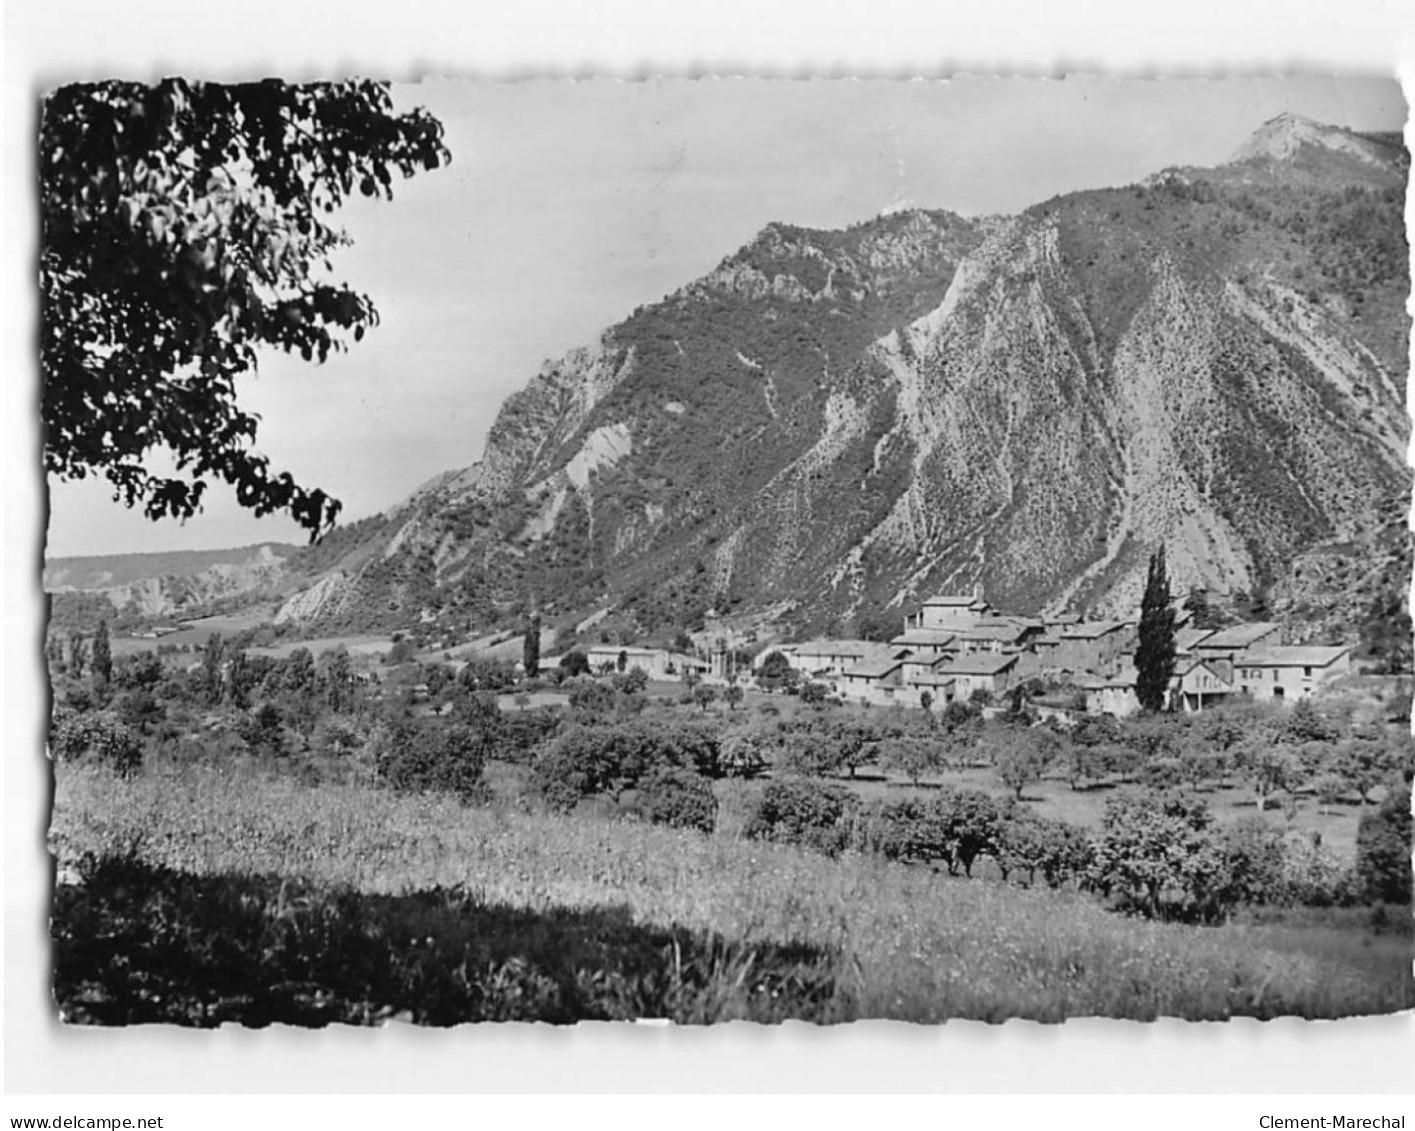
[264,114,1409,640]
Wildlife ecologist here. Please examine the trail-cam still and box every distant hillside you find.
[43,543,300,622]
[44,543,301,591]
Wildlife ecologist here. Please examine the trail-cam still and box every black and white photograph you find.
[32,70,1413,1033]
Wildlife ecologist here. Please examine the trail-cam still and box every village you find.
[547,588,1355,720]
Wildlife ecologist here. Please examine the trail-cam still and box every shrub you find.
[743,778,858,856]
[566,678,616,718]
[635,767,718,833]
[1282,833,1361,908]
[559,650,591,677]
[854,797,950,863]
[375,718,489,802]
[498,707,563,763]
[50,711,143,777]
[851,788,1008,877]
[994,812,1093,888]
[935,788,1008,876]
[1218,816,1290,909]
[532,718,723,811]
[718,729,771,778]
[610,666,649,695]
[1356,784,1412,904]
[1087,791,1230,921]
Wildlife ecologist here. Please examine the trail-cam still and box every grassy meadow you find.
[49,758,1414,1025]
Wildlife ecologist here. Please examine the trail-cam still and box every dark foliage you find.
[559,650,591,678]
[1356,784,1413,904]
[41,80,448,535]
[1135,546,1177,712]
[533,718,723,811]
[742,778,860,857]
[523,613,541,678]
[374,717,488,802]
[53,854,844,1025]
[50,711,143,777]
[634,767,719,833]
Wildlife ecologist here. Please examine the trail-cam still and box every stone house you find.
[934,652,1019,699]
[785,639,893,680]
[1174,658,1237,712]
[906,591,992,633]
[1192,622,1283,668]
[839,658,907,704]
[585,645,708,682]
[1233,645,1352,702]
[1053,621,1136,675]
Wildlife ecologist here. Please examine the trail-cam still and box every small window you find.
[1303,666,1312,677]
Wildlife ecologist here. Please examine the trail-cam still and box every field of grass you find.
[48,760,1413,1025]
[108,610,280,657]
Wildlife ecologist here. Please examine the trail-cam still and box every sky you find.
[41,74,1406,558]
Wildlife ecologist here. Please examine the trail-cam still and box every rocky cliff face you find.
[285,116,1410,639]
[46,544,294,617]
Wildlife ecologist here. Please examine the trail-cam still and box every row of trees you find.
[740,776,1411,917]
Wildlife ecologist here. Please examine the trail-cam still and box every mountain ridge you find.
[51,116,1410,649]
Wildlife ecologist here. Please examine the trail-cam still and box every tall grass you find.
[49,760,1414,1023]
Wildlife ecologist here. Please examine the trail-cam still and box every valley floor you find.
[48,760,1414,1026]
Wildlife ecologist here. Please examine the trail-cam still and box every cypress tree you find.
[523,612,541,678]
[91,619,113,688]
[1135,546,1177,713]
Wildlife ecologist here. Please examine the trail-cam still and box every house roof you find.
[891,629,958,647]
[1240,645,1350,669]
[1197,622,1282,650]
[842,659,904,680]
[975,615,1042,629]
[1174,628,1216,653]
[960,623,1032,644]
[1061,620,1130,640]
[922,594,984,607]
[790,638,885,658]
[1045,613,1083,626]
[1177,658,1235,686]
[909,672,958,687]
[937,653,1019,676]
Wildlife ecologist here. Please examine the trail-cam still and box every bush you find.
[635,767,718,833]
[532,718,723,811]
[50,711,143,777]
[375,718,489,801]
[719,729,771,778]
[498,707,563,764]
[994,812,1093,888]
[566,678,616,718]
[559,650,591,677]
[1087,791,1230,922]
[854,797,949,863]
[853,788,1008,876]
[743,778,859,856]
[1218,816,1290,909]
[610,666,649,695]
[1356,784,1412,904]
